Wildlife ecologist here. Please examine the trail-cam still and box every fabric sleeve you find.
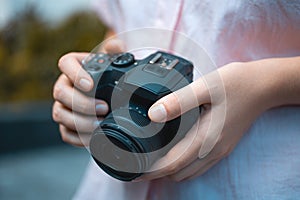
[90,0,115,30]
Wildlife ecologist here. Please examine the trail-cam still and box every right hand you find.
[52,39,124,146]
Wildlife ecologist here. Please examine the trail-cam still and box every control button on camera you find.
[86,64,102,71]
[166,59,179,70]
[112,53,135,67]
[98,59,105,64]
[149,53,162,64]
[143,64,169,77]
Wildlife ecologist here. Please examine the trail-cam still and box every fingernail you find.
[149,104,167,122]
[96,104,108,114]
[79,78,92,91]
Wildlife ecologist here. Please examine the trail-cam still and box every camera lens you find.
[90,123,148,181]
[89,104,199,181]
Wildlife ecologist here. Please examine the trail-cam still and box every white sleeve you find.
[90,0,115,30]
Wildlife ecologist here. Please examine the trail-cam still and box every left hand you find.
[136,60,276,182]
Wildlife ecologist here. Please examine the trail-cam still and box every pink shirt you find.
[74,1,300,199]
[92,0,300,66]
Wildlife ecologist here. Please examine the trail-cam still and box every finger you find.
[59,125,88,147]
[172,135,231,182]
[148,78,210,122]
[101,38,125,54]
[58,52,93,92]
[136,108,212,181]
[184,158,220,181]
[136,118,204,181]
[53,74,109,115]
[168,154,220,182]
[52,101,100,132]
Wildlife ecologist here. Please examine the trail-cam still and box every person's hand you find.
[52,39,124,146]
[137,60,280,182]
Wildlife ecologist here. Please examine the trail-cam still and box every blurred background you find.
[0,0,108,199]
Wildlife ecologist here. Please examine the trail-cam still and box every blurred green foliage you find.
[0,6,107,103]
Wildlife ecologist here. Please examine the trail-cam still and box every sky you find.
[0,0,93,28]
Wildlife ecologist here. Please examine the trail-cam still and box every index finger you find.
[58,52,93,92]
[136,114,209,181]
[148,77,210,122]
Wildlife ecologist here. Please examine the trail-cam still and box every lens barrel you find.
[90,125,148,181]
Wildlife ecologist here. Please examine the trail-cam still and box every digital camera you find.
[82,51,200,181]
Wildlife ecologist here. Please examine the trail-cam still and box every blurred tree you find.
[0,6,107,103]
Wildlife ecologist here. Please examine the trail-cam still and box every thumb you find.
[148,78,210,122]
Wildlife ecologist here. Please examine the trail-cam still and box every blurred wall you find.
[0,101,61,153]
[0,2,107,199]
[0,1,107,152]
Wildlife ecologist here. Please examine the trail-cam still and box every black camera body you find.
[82,51,199,181]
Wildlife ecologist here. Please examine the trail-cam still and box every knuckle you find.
[60,126,83,146]
[58,54,68,71]
[77,100,91,113]
[60,127,71,144]
[59,125,78,145]
[53,83,65,101]
[52,104,61,122]
[58,52,75,71]
[162,94,181,119]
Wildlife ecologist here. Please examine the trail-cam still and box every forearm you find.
[250,56,300,109]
